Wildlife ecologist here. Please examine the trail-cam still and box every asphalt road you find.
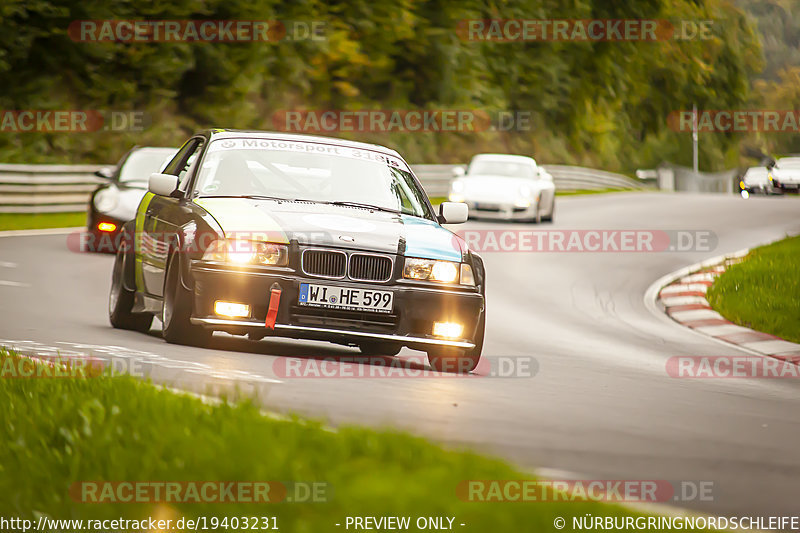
[1,192,799,518]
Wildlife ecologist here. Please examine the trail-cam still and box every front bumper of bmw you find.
[188,261,484,350]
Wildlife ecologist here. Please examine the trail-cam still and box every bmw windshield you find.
[194,138,434,220]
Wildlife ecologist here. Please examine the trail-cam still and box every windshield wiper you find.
[326,201,401,214]
[199,194,294,202]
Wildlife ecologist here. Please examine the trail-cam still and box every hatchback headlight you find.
[203,239,288,266]
[403,258,474,284]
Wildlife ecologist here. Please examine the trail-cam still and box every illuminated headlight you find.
[203,240,288,266]
[93,188,119,213]
[433,321,463,339]
[403,258,459,283]
[214,301,250,318]
[449,193,465,203]
[449,180,466,203]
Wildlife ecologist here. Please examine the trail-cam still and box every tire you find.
[161,254,212,346]
[109,243,152,332]
[358,341,402,356]
[426,311,485,373]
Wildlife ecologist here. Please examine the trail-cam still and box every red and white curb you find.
[648,249,799,364]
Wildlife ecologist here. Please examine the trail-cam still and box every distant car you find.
[108,130,486,372]
[739,166,776,196]
[86,146,178,252]
[768,157,800,193]
[448,154,556,222]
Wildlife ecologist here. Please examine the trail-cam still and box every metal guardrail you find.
[412,164,648,197]
[0,162,648,214]
[0,164,104,213]
[639,164,736,194]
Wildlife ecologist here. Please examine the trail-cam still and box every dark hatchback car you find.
[86,146,177,251]
[109,130,486,372]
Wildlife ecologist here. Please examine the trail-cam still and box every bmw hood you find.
[195,198,464,262]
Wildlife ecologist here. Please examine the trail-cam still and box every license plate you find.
[298,283,393,313]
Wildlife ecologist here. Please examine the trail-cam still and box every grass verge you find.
[0,212,86,231]
[707,235,800,344]
[0,347,674,531]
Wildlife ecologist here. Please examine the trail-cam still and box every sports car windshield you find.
[194,139,433,219]
[468,160,535,178]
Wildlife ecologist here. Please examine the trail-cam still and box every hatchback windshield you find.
[194,139,433,219]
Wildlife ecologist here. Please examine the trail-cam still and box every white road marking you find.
[1,339,283,386]
[693,324,752,336]
[742,339,800,355]
[659,283,709,295]
[0,280,29,287]
[669,309,724,322]
[0,261,17,268]
[660,296,707,306]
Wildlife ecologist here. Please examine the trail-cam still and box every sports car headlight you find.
[203,239,288,266]
[403,258,459,283]
[93,188,119,213]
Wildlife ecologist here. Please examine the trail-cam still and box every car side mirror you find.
[148,173,179,197]
[438,202,468,224]
[94,167,115,180]
[452,166,466,178]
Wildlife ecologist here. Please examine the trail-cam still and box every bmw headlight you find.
[93,188,119,213]
[403,258,474,285]
[203,239,288,266]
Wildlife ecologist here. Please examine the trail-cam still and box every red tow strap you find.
[265,285,282,329]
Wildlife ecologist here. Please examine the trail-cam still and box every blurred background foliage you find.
[0,0,796,172]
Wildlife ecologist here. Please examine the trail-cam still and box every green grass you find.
[0,212,86,231]
[707,235,800,344]
[0,348,672,531]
